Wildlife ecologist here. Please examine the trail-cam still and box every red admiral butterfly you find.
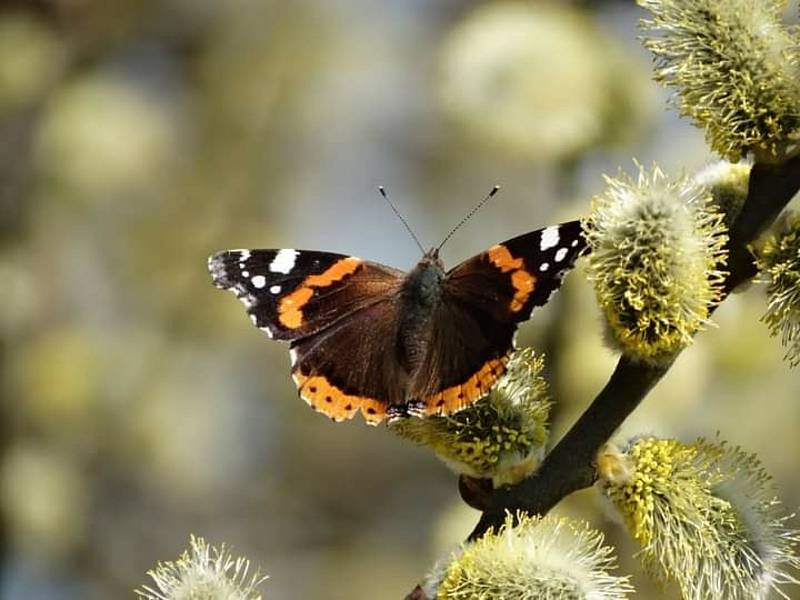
[209,213,585,425]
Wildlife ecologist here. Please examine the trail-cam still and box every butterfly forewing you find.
[209,249,403,340]
[443,221,586,323]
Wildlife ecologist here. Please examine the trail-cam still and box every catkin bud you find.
[598,437,800,600]
[693,161,752,231]
[390,349,550,486]
[434,513,634,600]
[755,214,800,366]
[638,0,800,163]
[584,164,728,364]
[135,535,268,600]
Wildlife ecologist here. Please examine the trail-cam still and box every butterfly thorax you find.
[403,251,445,307]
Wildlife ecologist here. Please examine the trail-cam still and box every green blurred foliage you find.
[0,1,796,598]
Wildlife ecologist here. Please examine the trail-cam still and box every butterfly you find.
[209,217,585,425]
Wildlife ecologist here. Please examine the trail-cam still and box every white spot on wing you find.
[540,226,560,251]
[554,248,568,262]
[270,249,298,274]
[571,239,579,248]
[289,348,298,367]
[237,250,251,263]
[252,275,267,288]
[260,326,274,338]
[270,285,281,294]
[241,270,249,277]
[540,262,549,272]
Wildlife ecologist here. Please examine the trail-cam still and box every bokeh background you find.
[0,1,798,598]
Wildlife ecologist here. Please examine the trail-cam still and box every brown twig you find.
[404,154,800,599]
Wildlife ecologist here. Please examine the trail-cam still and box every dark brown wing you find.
[414,221,586,416]
[209,249,404,340]
[290,298,406,425]
[445,221,587,323]
[209,249,406,424]
[410,297,515,416]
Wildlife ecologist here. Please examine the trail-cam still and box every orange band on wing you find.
[487,245,537,312]
[510,269,536,311]
[293,371,386,425]
[424,355,510,416]
[278,257,363,329]
[277,288,314,328]
[488,245,523,272]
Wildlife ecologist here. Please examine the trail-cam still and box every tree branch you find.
[467,356,669,539]
[467,154,800,542]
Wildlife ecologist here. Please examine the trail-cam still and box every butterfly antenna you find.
[378,186,426,254]
[437,185,500,252]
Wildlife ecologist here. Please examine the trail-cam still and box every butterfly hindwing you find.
[412,297,515,416]
[289,298,406,425]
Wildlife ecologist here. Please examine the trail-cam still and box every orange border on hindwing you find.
[293,371,387,425]
[424,355,510,416]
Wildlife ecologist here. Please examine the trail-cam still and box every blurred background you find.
[0,0,798,598]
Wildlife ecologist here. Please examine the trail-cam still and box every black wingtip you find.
[208,252,226,287]
[207,250,241,289]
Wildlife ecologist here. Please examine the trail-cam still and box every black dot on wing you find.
[325,396,332,403]
[436,399,445,407]
[367,407,376,415]
[458,393,464,399]
[309,386,317,393]
[344,403,352,410]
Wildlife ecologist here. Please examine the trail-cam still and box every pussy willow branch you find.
[405,156,800,600]
[466,155,800,541]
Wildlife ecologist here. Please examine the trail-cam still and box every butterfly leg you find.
[386,404,410,423]
[405,399,428,418]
